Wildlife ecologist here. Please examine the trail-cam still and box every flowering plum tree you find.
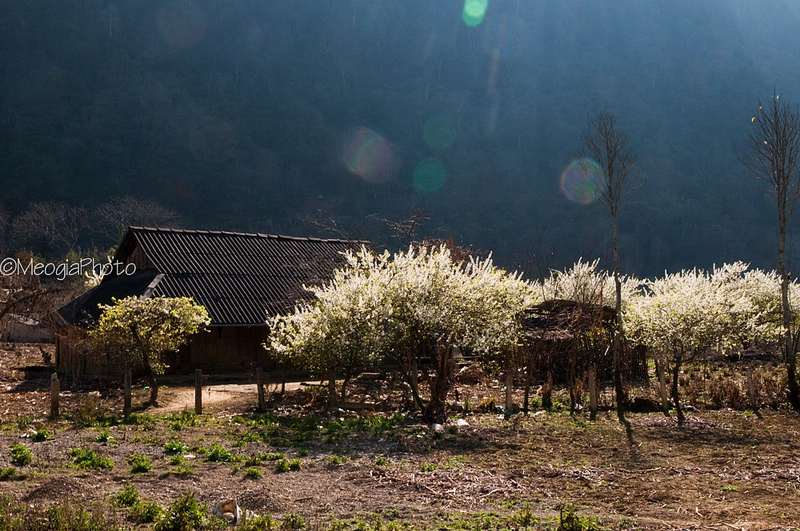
[268,245,537,422]
[625,263,781,423]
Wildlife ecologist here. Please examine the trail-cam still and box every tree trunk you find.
[589,364,598,421]
[406,355,424,412]
[147,370,159,407]
[612,215,627,422]
[327,367,338,407]
[422,345,454,424]
[655,356,670,417]
[779,220,800,410]
[670,353,684,426]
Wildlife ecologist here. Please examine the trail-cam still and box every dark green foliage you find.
[9,444,32,466]
[129,453,152,473]
[0,1,791,279]
[31,429,54,442]
[113,484,164,524]
[0,495,118,531]
[68,448,113,469]
[204,443,233,463]
[153,491,216,531]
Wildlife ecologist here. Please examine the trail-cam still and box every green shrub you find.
[326,455,345,467]
[153,491,212,531]
[163,441,189,454]
[68,448,114,469]
[243,467,262,479]
[9,444,32,466]
[0,467,20,481]
[114,485,165,525]
[274,459,291,473]
[94,428,115,444]
[281,511,306,530]
[274,458,301,473]
[129,453,152,473]
[238,513,279,530]
[31,429,54,442]
[204,443,233,463]
[123,413,156,430]
[113,484,141,508]
[557,505,604,531]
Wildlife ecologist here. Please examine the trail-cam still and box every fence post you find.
[504,370,514,417]
[195,369,203,415]
[256,367,266,410]
[589,364,598,421]
[123,367,132,416]
[747,364,758,411]
[49,373,60,420]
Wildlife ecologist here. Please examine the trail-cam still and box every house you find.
[56,227,368,376]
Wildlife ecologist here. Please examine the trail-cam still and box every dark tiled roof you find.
[61,227,368,326]
[58,270,161,326]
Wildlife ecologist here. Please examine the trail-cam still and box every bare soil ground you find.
[1,344,799,530]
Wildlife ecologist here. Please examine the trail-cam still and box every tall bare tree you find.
[11,201,88,257]
[580,110,638,421]
[740,89,800,410]
[93,196,182,244]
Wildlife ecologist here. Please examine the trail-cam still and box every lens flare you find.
[423,115,457,150]
[463,0,488,27]
[341,127,399,184]
[413,158,447,194]
[560,158,604,204]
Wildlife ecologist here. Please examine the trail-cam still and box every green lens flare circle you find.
[463,0,488,27]
[413,158,447,194]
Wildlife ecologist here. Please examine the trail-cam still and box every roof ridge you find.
[128,226,369,244]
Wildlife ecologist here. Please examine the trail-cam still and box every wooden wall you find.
[56,325,273,377]
[170,325,272,373]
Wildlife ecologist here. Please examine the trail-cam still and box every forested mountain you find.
[2,0,800,277]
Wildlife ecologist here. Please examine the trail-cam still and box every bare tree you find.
[579,110,639,421]
[0,264,71,341]
[11,202,88,257]
[93,196,182,244]
[384,208,440,246]
[739,89,800,410]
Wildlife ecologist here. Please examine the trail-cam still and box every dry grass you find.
[1,344,799,530]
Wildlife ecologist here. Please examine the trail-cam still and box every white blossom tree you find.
[625,263,780,423]
[268,245,537,422]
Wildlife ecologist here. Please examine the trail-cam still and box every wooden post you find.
[49,373,60,420]
[195,369,203,415]
[747,364,758,411]
[256,367,266,411]
[656,357,670,416]
[504,370,514,416]
[589,364,598,421]
[523,353,533,414]
[123,367,132,416]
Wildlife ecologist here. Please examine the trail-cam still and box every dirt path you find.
[157,381,321,412]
